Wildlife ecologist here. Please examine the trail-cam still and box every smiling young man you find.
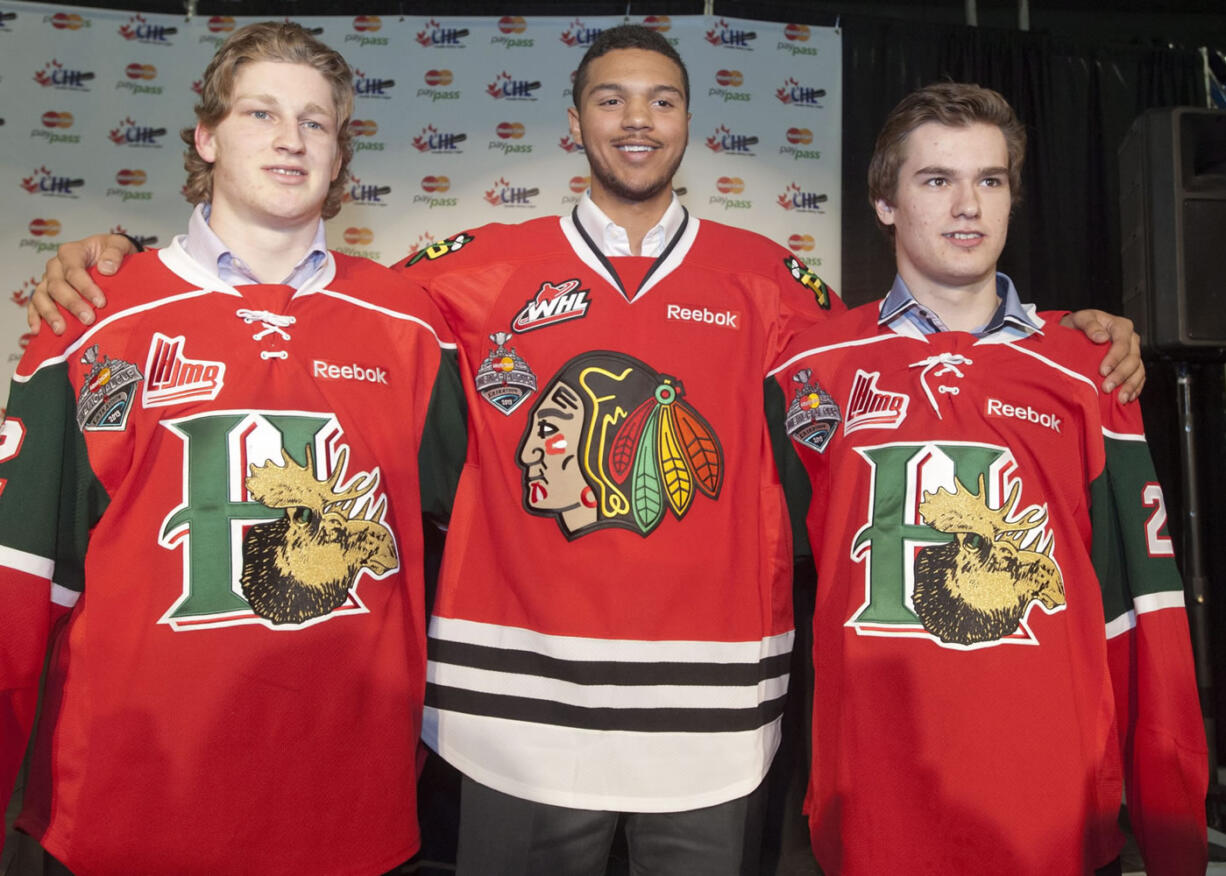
[771,82,1207,875]
[0,22,461,875]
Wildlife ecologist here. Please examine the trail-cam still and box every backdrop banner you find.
[0,4,842,392]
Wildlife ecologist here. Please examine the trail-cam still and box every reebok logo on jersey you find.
[313,359,389,385]
[666,304,741,329]
[143,333,225,408]
[845,370,908,434]
[512,279,591,333]
[986,398,1061,433]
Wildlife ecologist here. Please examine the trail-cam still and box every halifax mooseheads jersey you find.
[0,243,463,876]
[397,213,839,812]
[770,302,1207,874]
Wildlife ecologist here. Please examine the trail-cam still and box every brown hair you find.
[572,24,689,109]
[180,21,354,220]
[868,82,1026,234]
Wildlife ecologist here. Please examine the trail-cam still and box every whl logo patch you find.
[143,333,225,408]
[848,442,1064,649]
[512,279,591,333]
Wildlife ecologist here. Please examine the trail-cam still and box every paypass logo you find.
[350,119,385,152]
[32,111,80,144]
[492,16,532,48]
[710,177,750,210]
[347,15,388,46]
[20,219,62,254]
[108,168,152,201]
[119,63,162,95]
[780,127,821,161]
[709,69,749,103]
[491,121,531,154]
[338,227,380,261]
[47,12,88,30]
[414,176,457,209]
[779,23,818,55]
[417,69,459,102]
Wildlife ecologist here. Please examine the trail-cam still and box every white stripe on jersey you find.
[0,544,54,579]
[1104,590,1186,639]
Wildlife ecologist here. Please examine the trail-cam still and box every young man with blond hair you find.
[772,82,1206,874]
[0,22,461,874]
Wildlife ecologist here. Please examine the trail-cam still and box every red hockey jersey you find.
[0,243,462,875]
[397,213,839,812]
[771,302,1207,874]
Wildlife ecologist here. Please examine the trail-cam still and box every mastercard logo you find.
[716,177,745,195]
[715,70,743,87]
[50,12,85,30]
[496,122,525,140]
[115,168,147,186]
[569,176,589,193]
[41,111,74,129]
[424,69,453,87]
[353,15,381,32]
[29,218,62,237]
[788,233,815,252]
[125,63,156,81]
[786,127,813,145]
[421,176,451,193]
[785,23,810,41]
[344,227,374,246]
[643,15,671,32]
[207,16,235,33]
[498,16,526,34]
[349,119,378,137]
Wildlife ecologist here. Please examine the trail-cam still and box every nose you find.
[621,94,652,130]
[952,180,980,218]
[274,118,305,153]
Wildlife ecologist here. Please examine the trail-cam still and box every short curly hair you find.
[572,24,689,109]
[180,21,354,220]
[868,82,1026,235]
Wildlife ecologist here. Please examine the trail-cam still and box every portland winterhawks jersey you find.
[0,242,463,876]
[397,213,839,812]
[770,302,1207,874]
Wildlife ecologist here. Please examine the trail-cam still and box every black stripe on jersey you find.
[425,683,787,733]
[570,206,689,300]
[429,638,791,686]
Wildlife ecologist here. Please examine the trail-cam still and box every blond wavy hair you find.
[180,21,354,219]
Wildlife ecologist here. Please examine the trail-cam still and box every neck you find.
[590,187,671,256]
[207,202,320,284]
[899,266,1000,332]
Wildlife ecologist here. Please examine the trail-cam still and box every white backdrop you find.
[0,4,842,391]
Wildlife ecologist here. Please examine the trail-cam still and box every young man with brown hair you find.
[0,22,461,874]
[772,82,1206,874]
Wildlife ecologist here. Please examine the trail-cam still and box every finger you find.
[55,264,100,324]
[97,234,136,277]
[31,278,67,336]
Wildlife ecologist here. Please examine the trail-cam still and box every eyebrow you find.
[914,165,1009,178]
[235,93,333,117]
[587,82,685,98]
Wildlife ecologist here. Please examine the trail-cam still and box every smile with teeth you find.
[615,143,658,152]
[946,232,982,239]
[268,167,305,176]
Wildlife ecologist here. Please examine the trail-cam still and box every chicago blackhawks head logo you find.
[240,445,397,624]
[517,352,723,539]
[912,475,1065,645]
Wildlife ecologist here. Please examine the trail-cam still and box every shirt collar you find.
[182,202,328,289]
[878,272,1041,339]
[574,191,686,258]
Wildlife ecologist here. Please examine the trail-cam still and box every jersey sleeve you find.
[1092,397,1207,874]
[418,345,467,524]
[0,353,109,836]
[768,251,844,373]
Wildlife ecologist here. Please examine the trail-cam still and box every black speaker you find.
[1119,108,1226,354]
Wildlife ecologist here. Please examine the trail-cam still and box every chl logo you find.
[848,441,1064,649]
[157,412,398,632]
